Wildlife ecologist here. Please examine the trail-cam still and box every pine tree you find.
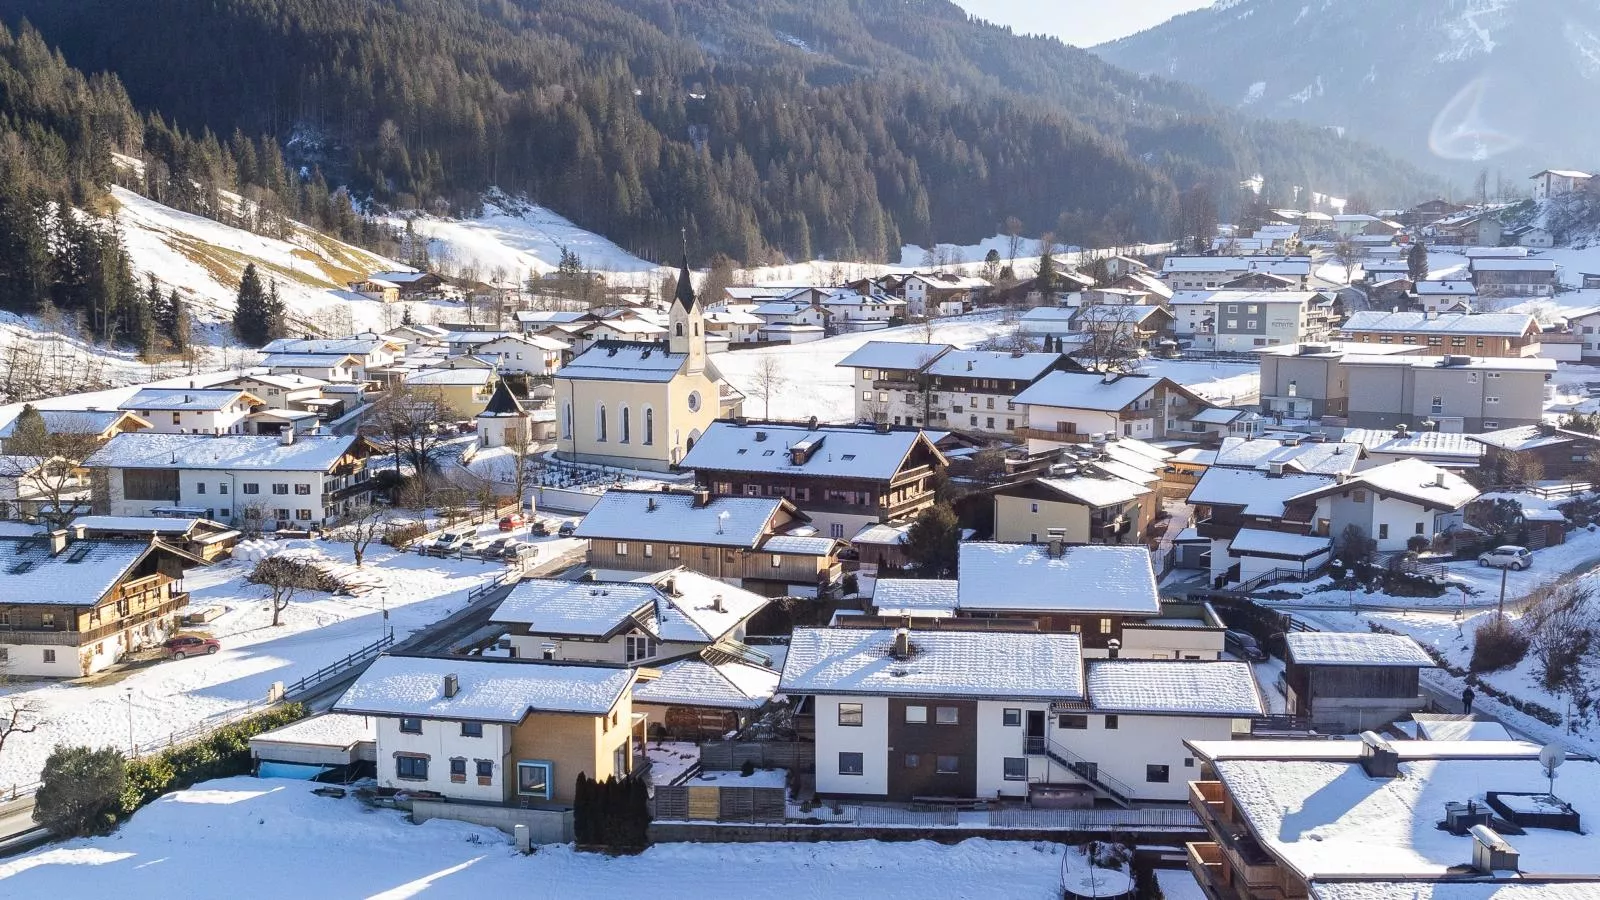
[232,262,269,346]
[401,304,413,326]
[1407,241,1430,283]
[265,279,286,342]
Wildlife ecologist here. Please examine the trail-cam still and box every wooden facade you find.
[884,696,978,800]
[697,440,945,525]
[583,540,837,592]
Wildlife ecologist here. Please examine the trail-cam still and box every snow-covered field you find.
[0,777,1068,899]
[0,543,507,794]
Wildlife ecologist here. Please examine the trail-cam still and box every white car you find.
[429,528,473,554]
[1477,545,1532,571]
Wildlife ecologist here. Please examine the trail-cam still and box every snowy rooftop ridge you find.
[1285,631,1435,667]
[1341,311,1536,336]
[780,627,1085,700]
[119,388,255,412]
[334,655,633,721]
[1014,371,1167,411]
[573,490,789,548]
[679,420,941,482]
[555,341,686,383]
[84,432,363,473]
[0,535,151,606]
[634,658,779,709]
[491,569,768,644]
[871,578,960,616]
[956,542,1160,615]
[1086,660,1263,716]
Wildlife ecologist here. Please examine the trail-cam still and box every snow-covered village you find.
[2,1,1600,899]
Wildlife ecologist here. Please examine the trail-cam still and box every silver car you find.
[1477,545,1532,571]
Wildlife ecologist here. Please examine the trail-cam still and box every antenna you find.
[1539,743,1565,796]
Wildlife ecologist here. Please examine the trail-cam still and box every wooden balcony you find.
[1186,842,1234,900]
[1190,780,1230,830]
[1015,427,1098,444]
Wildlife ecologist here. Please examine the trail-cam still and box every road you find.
[0,546,589,856]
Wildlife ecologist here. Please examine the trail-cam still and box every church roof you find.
[675,259,698,311]
[478,379,526,418]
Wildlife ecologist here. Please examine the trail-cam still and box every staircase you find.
[1025,737,1134,808]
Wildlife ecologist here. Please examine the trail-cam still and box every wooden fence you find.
[653,783,786,823]
[697,741,814,772]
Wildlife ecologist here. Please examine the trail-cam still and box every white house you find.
[1187,465,1337,585]
[821,288,904,331]
[118,388,263,435]
[1014,372,1211,447]
[1531,168,1592,201]
[475,333,570,376]
[259,353,362,384]
[216,374,328,411]
[1289,458,1478,552]
[83,431,374,530]
[1205,291,1334,351]
[1161,256,1312,290]
[1413,280,1477,313]
[780,626,1259,804]
[260,338,401,381]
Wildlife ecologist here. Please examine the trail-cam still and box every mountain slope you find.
[0,0,1440,260]
[1098,0,1600,182]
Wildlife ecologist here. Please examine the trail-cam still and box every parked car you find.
[501,540,538,561]
[429,528,473,555]
[1478,545,1532,570]
[498,513,525,531]
[557,521,577,537]
[1225,629,1267,662]
[482,537,516,557]
[163,635,220,660]
[529,520,550,537]
[458,533,497,555]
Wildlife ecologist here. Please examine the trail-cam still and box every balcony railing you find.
[1186,842,1232,900]
[1014,427,1098,444]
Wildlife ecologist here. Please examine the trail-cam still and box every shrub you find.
[34,745,125,837]
[1406,534,1431,552]
[840,573,859,597]
[385,522,427,548]
[120,703,305,817]
[740,759,756,777]
[1471,618,1530,673]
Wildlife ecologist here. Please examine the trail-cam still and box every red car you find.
[163,635,220,660]
[498,514,525,532]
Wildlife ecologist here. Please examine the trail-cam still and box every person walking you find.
[1462,685,1476,715]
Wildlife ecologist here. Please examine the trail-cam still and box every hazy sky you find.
[952,0,1213,47]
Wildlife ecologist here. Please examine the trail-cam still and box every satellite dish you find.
[1539,744,1566,771]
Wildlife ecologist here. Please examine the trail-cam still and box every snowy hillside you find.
[1098,0,1600,176]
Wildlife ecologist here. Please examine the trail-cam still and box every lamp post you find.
[124,688,135,757]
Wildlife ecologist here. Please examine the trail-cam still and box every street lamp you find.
[124,688,135,757]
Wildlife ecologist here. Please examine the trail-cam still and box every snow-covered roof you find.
[1341,311,1535,336]
[1285,632,1435,667]
[1533,169,1592,179]
[1189,407,1248,425]
[1414,717,1513,742]
[1322,458,1479,511]
[759,534,839,556]
[261,353,361,369]
[780,627,1085,700]
[515,310,590,324]
[262,338,392,355]
[1162,256,1312,276]
[1086,661,1262,716]
[1469,425,1583,452]
[1019,306,1078,322]
[364,270,430,284]
[1338,354,1556,373]
[1470,258,1559,273]
[335,655,633,721]
[69,515,207,535]
[84,432,363,472]
[574,490,786,549]
[556,341,686,383]
[871,578,959,617]
[1188,467,1335,516]
[679,421,940,482]
[119,388,254,412]
[491,569,767,644]
[924,350,1064,380]
[836,341,953,371]
[1070,305,1167,327]
[1342,428,1484,460]
[1414,280,1478,296]
[634,658,779,710]
[222,373,329,390]
[0,408,141,439]
[252,712,374,749]
[1014,371,1163,411]
[1213,437,1364,475]
[852,521,912,546]
[405,367,494,387]
[1030,474,1149,508]
[441,331,513,345]
[1228,529,1332,559]
[1209,747,1600,883]
[956,542,1160,615]
[0,535,153,605]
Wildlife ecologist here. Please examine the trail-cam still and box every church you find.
[554,261,743,472]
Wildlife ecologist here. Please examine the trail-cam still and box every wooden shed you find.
[1284,632,1435,733]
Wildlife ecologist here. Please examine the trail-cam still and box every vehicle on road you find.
[458,533,498,555]
[498,513,524,531]
[1225,629,1267,662]
[482,537,518,557]
[163,635,220,660]
[502,541,538,561]
[529,520,550,537]
[429,528,473,555]
[558,521,576,537]
[1477,545,1532,570]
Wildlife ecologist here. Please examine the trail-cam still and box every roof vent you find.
[892,627,912,661]
[1358,731,1400,778]
[1470,825,1519,874]
[443,673,460,698]
[712,594,725,613]
[647,497,657,512]
[1267,461,1287,477]
[755,431,767,442]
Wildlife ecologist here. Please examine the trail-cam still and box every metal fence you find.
[697,741,814,772]
[987,806,1199,830]
[855,805,959,827]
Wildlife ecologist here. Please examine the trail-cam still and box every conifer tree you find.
[232,262,270,346]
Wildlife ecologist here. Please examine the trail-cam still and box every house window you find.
[620,407,631,443]
[1030,503,1039,513]
[668,545,681,560]
[563,403,573,439]
[296,510,312,521]
[42,648,56,664]
[904,753,920,768]
[615,542,628,556]
[1059,714,1088,730]
[295,484,311,495]
[1486,396,1500,404]
[399,717,422,734]
[1002,708,1022,727]
[219,483,228,494]
[1352,489,1367,503]
[935,755,959,775]
[771,554,783,568]
[461,721,483,738]
[905,705,928,724]
[196,483,206,495]
[1484,421,1498,429]
[449,758,467,782]
[1378,524,1389,540]
[41,613,54,628]
[517,760,553,798]
[1099,618,1112,634]
[625,634,657,662]
[1246,320,1258,329]
[596,404,608,441]
[1146,765,1170,783]
[396,755,428,780]
[1103,715,1119,730]
[1003,757,1028,781]
[476,759,493,780]
[838,703,864,726]
[272,484,289,495]
[935,706,959,725]
[838,752,865,776]
[243,483,259,494]
[643,408,654,445]
[862,391,872,401]
[1415,522,1426,535]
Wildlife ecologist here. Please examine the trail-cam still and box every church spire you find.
[674,256,697,311]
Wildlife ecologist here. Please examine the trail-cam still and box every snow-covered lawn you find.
[1131,358,1259,406]
[0,544,505,794]
[0,776,1068,899]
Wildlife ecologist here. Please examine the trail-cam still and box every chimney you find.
[1107,638,1121,659]
[892,626,911,661]
[1435,471,1446,487]
[693,488,711,508]
[1267,460,1286,477]
[581,569,598,582]
[875,421,890,434]
[966,360,974,372]
[443,673,460,698]
[1046,536,1064,559]
[647,496,657,512]
[1470,825,1519,875]
[712,593,725,613]
[48,529,69,556]
[1357,731,1400,778]
[280,428,295,446]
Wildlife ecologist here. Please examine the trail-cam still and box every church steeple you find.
[669,256,705,375]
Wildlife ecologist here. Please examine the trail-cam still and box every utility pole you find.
[1498,566,1509,620]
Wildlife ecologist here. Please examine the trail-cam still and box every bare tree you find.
[0,658,41,763]
[507,420,535,511]
[370,386,454,509]
[332,501,388,567]
[1004,216,1024,267]
[248,556,336,627]
[1072,305,1145,374]
[751,354,788,419]
[0,406,106,528]
[1521,584,1595,697]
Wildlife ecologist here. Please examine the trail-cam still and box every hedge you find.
[1367,623,1562,726]
[119,703,306,819]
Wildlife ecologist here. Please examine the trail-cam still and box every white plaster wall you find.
[813,695,888,796]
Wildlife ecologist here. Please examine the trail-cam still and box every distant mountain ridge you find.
[1097,0,1600,183]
